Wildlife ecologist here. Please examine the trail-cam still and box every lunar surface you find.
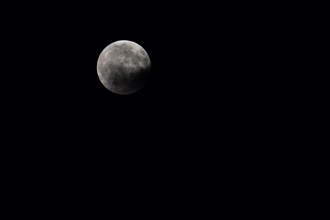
[96,40,151,95]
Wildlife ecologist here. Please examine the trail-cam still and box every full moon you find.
[96,40,151,95]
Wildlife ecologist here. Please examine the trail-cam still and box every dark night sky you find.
[3,2,292,158]
[0,3,306,211]
[0,2,315,215]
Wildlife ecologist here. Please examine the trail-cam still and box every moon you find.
[96,40,151,95]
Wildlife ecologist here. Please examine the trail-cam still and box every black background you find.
[2,2,294,157]
[0,1,307,214]
[3,1,300,178]
[0,2,317,215]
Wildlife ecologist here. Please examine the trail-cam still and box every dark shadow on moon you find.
[100,62,151,95]
[109,66,151,95]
